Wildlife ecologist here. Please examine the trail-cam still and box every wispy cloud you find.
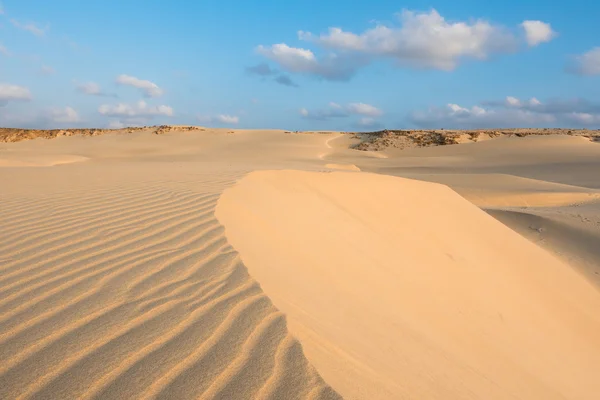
[274,75,298,87]
[10,19,48,37]
[300,102,383,120]
[246,62,299,87]
[357,117,383,129]
[0,43,9,56]
[115,74,164,97]
[75,81,117,97]
[246,63,277,76]
[40,65,56,75]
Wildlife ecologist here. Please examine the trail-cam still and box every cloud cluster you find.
[98,100,173,129]
[98,100,173,117]
[246,62,299,87]
[0,105,81,128]
[0,83,32,104]
[410,96,600,128]
[256,9,555,81]
[197,114,240,125]
[116,74,163,97]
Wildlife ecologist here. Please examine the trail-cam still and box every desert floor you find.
[1,128,599,399]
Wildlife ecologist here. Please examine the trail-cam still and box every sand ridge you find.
[216,170,600,400]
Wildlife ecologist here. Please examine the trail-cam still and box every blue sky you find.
[1,0,599,130]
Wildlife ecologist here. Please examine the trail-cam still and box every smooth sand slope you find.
[217,170,600,400]
[1,128,600,399]
[325,133,600,286]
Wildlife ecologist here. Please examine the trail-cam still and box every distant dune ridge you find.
[1,126,600,399]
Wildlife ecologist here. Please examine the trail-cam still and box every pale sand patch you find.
[217,170,600,400]
[324,164,361,171]
[0,154,89,167]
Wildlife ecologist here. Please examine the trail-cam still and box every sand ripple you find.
[0,170,339,400]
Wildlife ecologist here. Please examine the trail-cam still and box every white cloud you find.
[347,102,383,117]
[256,43,363,81]
[521,20,556,46]
[0,83,32,103]
[572,47,600,76]
[98,100,173,117]
[40,65,56,75]
[298,9,518,71]
[115,74,164,97]
[49,106,79,123]
[410,96,600,128]
[215,115,239,124]
[505,96,521,106]
[197,114,240,125]
[10,19,47,37]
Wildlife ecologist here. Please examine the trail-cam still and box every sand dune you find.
[217,170,600,400]
[0,161,340,399]
[2,127,600,399]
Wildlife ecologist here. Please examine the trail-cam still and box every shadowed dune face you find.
[217,170,600,400]
[0,166,341,400]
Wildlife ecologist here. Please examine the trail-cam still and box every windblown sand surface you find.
[1,127,600,399]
